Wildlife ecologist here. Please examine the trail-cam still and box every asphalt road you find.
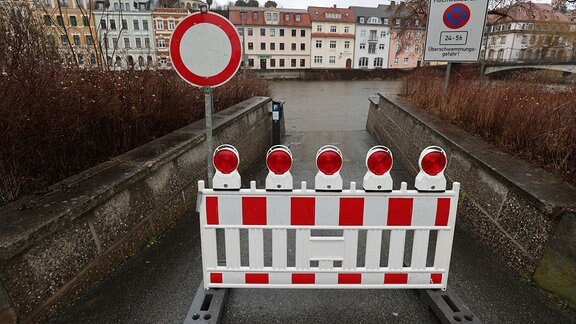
[54,81,576,323]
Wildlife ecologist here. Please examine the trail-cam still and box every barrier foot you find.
[183,281,229,324]
[420,288,482,324]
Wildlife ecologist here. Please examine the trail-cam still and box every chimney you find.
[333,4,336,8]
[390,1,396,8]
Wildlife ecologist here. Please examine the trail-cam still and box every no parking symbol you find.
[443,3,471,29]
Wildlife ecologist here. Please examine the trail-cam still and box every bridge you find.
[484,60,576,74]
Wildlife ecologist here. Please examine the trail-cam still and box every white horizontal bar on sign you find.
[199,189,460,198]
[204,225,454,231]
[206,267,447,273]
[206,283,446,290]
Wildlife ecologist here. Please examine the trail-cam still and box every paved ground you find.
[54,81,576,323]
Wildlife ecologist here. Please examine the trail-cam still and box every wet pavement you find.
[55,81,576,323]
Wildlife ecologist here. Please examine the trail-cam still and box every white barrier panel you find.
[197,180,460,290]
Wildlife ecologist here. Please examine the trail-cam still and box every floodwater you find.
[270,80,403,132]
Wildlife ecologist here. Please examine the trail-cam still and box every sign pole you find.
[204,86,215,186]
[444,63,452,94]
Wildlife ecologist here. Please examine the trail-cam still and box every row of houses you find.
[31,0,576,71]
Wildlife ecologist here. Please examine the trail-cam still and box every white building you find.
[350,5,395,69]
[93,0,157,69]
[308,6,356,68]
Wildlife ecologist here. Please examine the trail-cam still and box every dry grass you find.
[0,2,269,205]
[401,69,576,186]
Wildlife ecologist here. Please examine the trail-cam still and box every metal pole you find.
[204,86,215,186]
[443,62,452,94]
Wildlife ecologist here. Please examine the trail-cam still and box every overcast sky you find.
[222,0,551,10]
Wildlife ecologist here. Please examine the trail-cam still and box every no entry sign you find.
[170,12,242,88]
[424,0,489,62]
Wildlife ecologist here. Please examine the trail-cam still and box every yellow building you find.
[33,0,101,68]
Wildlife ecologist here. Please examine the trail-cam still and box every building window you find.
[316,40,322,48]
[260,28,265,36]
[300,59,305,67]
[360,30,366,37]
[291,43,296,51]
[292,29,296,37]
[330,25,336,33]
[158,38,165,48]
[57,15,64,26]
[134,20,139,30]
[270,59,276,67]
[285,14,290,21]
[368,17,380,24]
[300,43,305,51]
[344,41,350,49]
[379,44,385,50]
[266,12,271,20]
[77,54,83,65]
[383,18,389,25]
[270,28,275,36]
[370,30,377,40]
[374,57,383,67]
[416,32,422,39]
[415,45,420,52]
[359,57,368,67]
[86,35,93,45]
[330,41,336,49]
[279,59,285,67]
[143,20,148,30]
[395,19,401,25]
[359,17,365,24]
[100,19,107,29]
[329,56,336,64]
[405,45,411,52]
[405,32,411,39]
[344,26,350,33]
[156,20,163,29]
[395,44,401,51]
[73,35,80,45]
[360,43,366,50]
[314,56,322,64]
[380,31,386,38]
[70,16,77,26]
[415,19,420,26]
[237,27,243,36]
[113,37,118,48]
[404,57,409,64]
[500,36,506,44]
[270,43,275,50]
[301,29,305,37]
[261,42,266,50]
[296,14,301,21]
[61,35,68,45]
[82,15,89,26]
[44,15,51,26]
[394,57,399,64]
[279,29,284,36]
[135,37,141,48]
[247,27,253,36]
[326,12,341,19]
[253,12,258,20]
[109,19,117,30]
[145,38,150,48]
[160,57,167,67]
[168,20,175,30]
[124,38,130,48]
[279,43,284,50]
[122,19,128,30]
[248,42,253,50]
[316,25,322,32]
[521,35,527,44]
[291,59,296,67]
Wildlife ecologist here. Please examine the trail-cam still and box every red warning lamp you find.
[315,145,343,191]
[212,144,241,190]
[415,146,447,192]
[266,145,293,190]
[363,146,394,191]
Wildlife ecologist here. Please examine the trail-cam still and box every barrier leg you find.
[420,288,482,324]
[183,281,229,324]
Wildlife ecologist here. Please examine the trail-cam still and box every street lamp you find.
[240,9,247,75]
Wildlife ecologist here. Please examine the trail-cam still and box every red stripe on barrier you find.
[206,196,219,225]
[291,197,316,225]
[339,198,364,226]
[210,272,223,284]
[292,273,315,284]
[388,198,413,226]
[338,273,362,284]
[435,198,451,226]
[384,273,408,284]
[245,273,269,284]
[242,197,267,225]
[431,273,443,284]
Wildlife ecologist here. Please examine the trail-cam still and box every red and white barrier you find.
[198,143,460,290]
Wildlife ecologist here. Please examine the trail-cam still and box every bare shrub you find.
[401,68,576,186]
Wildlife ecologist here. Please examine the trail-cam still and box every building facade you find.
[481,3,574,63]
[387,2,425,69]
[350,5,394,69]
[93,0,157,70]
[229,7,312,70]
[308,6,355,69]
[152,7,189,69]
[34,0,100,68]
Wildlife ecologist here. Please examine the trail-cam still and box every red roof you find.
[307,6,355,23]
[229,7,311,27]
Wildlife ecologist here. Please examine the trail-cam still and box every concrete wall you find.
[366,94,576,308]
[0,97,275,322]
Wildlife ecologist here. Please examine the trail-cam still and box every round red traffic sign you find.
[443,3,471,29]
[170,12,242,88]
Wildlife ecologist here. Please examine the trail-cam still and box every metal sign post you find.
[169,9,242,186]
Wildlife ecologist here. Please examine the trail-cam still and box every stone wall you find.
[0,97,275,322]
[366,94,576,308]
